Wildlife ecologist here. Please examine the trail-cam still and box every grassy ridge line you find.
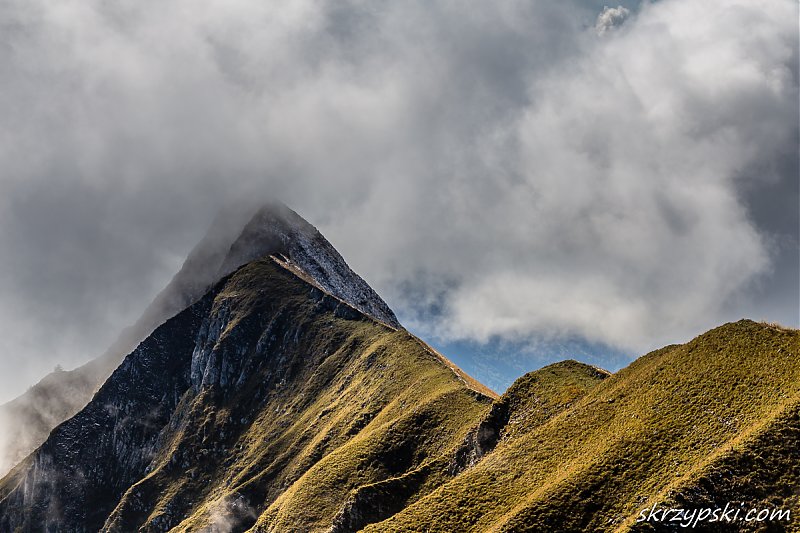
[274,254,496,401]
[491,321,800,532]
[364,359,611,532]
[369,320,799,532]
[413,338,500,400]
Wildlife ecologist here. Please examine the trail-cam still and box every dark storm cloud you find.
[0,0,796,402]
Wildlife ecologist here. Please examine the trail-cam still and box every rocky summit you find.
[0,203,398,479]
[0,206,798,532]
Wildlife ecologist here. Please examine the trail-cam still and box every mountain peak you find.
[217,203,400,328]
[0,202,400,478]
[217,202,317,273]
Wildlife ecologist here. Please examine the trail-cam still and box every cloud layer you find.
[0,0,797,401]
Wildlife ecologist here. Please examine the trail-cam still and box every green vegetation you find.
[1,254,797,533]
[370,320,800,532]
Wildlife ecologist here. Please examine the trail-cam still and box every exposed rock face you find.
[0,297,208,531]
[0,259,486,532]
[0,203,399,478]
[217,204,399,329]
[449,401,511,474]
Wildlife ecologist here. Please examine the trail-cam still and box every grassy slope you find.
[626,393,800,533]
[94,260,492,532]
[372,320,800,532]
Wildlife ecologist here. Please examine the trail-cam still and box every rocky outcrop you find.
[450,400,511,475]
[218,204,400,328]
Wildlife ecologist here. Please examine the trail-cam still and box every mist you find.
[0,0,797,403]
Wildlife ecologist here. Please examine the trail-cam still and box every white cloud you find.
[0,0,796,400]
[595,5,631,35]
[328,0,797,351]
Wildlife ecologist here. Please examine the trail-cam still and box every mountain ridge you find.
[0,203,797,532]
[370,319,800,532]
[0,202,398,478]
[0,257,490,531]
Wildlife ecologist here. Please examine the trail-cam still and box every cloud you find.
[0,0,796,401]
[330,0,797,352]
[204,495,256,533]
[595,5,631,35]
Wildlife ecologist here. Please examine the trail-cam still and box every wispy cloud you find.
[595,5,631,35]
